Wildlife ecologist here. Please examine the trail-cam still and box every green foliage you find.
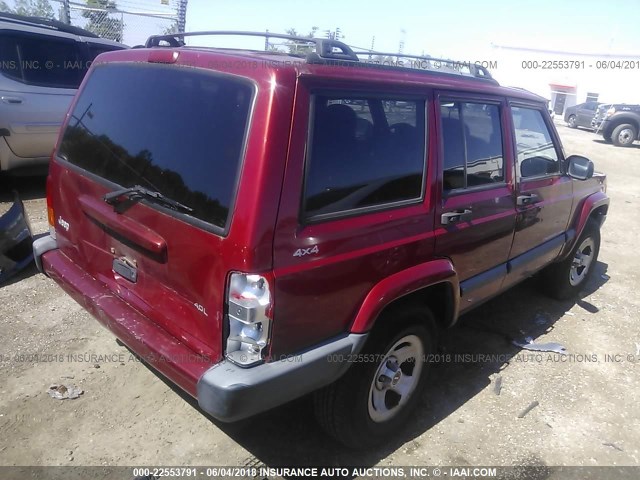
[163,20,179,35]
[283,27,319,56]
[82,0,123,42]
[5,0,55,18]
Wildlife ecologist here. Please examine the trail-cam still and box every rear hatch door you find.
[52,62,255,360]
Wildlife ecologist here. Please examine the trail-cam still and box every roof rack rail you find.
[351,49,494,80]
[145,30,359,61]
[144,30,496,82]
[0,11,99,38]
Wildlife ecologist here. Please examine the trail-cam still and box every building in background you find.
[490,44,640,115]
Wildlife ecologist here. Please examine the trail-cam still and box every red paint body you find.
[41,47,608,400]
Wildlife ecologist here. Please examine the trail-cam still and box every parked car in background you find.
[34,31,609,448]
[0,12,126,173]
[592,103,640,147]
[0,193,33,284]
[564,101,600,129]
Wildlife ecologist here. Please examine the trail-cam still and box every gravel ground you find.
[0,123,638,473]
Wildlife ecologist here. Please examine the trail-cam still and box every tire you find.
[611,123,637,147]
[314,305,437,448]
[567,115,577,128]
[541,219,601,300]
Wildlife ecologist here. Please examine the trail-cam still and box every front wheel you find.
[314,305,437,448]
[611,123,637,147]
[541,219,601,300]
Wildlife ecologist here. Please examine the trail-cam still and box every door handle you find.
[1,96,23,104]
[517,194,539,206]
[441,209,472,225]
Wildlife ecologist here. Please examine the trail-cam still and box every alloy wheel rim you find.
[368,334,424,423]
[570,237,595,286]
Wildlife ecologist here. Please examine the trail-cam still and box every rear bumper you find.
[197,333,367,422]
[34,235,367,421]
[36,241,211,397]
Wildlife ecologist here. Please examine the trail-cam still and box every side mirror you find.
[567,155,594,180]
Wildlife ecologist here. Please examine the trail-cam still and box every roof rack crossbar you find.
[145,30,359,61]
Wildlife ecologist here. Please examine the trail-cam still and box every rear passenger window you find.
[511,106,560,178]
[304,96,425,219]
[0,33,83,88]
[441,101,504,191]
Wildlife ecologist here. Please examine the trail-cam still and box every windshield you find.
[58,63,254,230]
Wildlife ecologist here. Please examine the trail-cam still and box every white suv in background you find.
[0,12,126,173]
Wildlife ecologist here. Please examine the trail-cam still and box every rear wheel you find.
[541,219,600,300]
[568,115,577,128]
[611,123,637,147]
[314,305,437,448]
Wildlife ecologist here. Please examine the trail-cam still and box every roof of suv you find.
[0,12,124,48]
[135,31,547,104]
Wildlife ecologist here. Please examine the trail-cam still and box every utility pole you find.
[62,0,71,24]
[324,28,341,40]
[177,0,188,33]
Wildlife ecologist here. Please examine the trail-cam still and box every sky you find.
[3,0,638,58]
[2,0,638,100]
[185,0,640,59]
[184,0,640,101]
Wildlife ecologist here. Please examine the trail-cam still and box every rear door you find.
[0,30,81,158]
[433,93,516,312]
[53,62,255,360]
[504,103,572,287]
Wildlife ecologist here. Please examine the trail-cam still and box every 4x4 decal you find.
[293,245,319,257]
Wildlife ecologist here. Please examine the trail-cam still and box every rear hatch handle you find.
[79,195,167,260]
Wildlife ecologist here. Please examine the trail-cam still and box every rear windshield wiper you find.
[104,185,193,214]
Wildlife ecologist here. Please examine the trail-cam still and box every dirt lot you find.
[0,123,639,472]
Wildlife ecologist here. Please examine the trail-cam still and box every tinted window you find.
[59,64,253,230]
[441,101,504,190]
[0,33,83,88]
[511,106,559,178]
[304,96,425,219]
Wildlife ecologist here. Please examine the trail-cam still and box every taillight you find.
[225,272,273,366]
[46,176,56,240]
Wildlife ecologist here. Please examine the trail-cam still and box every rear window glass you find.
[59,64,253,230]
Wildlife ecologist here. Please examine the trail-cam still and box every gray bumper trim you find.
[33,234,58,275]
[197,333,368,422]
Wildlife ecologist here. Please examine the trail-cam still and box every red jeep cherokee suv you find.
[33,32,609,447]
